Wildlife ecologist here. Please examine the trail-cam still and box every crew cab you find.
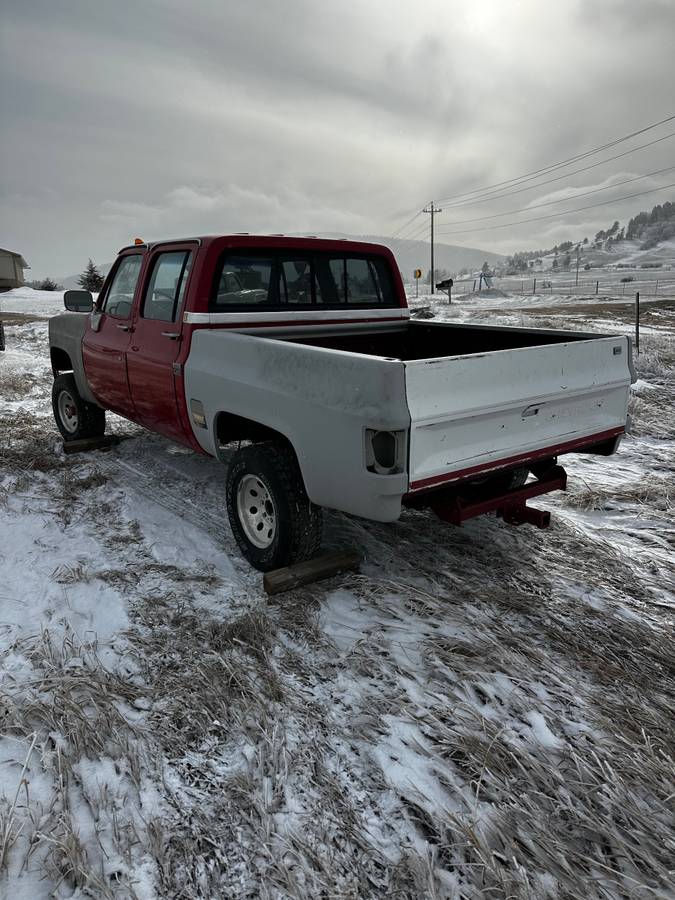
[49,235,634,571]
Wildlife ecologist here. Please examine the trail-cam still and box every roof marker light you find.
[134,237,144,245]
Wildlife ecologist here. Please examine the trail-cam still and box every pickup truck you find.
[49,235,634,571]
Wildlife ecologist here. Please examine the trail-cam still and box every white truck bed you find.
[185,321,634,522]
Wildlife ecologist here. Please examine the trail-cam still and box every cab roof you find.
[118,234,393,256]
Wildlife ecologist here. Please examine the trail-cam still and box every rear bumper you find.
[415,465,568,528]
[407,425,625,494]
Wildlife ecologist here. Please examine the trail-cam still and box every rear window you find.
[210,251,395,311]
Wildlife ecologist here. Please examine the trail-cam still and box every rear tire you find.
[52,373,106,442]
[226,441,323,572]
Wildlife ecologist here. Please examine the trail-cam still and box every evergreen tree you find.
[77,259,104,292]
[33,277,60,291]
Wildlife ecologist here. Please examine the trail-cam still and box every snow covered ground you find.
[1,291,674,898]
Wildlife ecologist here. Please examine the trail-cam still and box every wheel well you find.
[51,347,73,375]
[215,411,290,455]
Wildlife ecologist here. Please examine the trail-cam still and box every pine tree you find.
[77,259,104,292]
[33,277,60,291]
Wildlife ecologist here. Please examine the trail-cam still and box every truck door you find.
[125,247,194,444]
[82,253,143,417]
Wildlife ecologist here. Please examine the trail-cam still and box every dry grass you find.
[0,627,149,897]
[0,414,66,474]
[562,475,674,512]
[0,372,42,401]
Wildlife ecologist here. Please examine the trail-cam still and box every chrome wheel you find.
[57,390,79,434]
[236,474,277,549]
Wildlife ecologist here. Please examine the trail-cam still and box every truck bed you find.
[290,320,599,360]
[289,320,634,492]
[185,320,633,520]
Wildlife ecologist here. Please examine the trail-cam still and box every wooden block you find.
[263,549,361,596]
[62,435,120,455]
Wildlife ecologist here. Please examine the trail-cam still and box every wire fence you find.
[444,273,675,298]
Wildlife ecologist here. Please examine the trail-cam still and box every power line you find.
[435,182,675,236]
[439,165,675,227]
[438,131,675,209]
[434,113,675,205]
[385,113,675,239]
[389,209,424,240]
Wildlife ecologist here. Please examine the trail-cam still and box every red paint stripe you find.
[409,426,624,492]
[191,315,407,329]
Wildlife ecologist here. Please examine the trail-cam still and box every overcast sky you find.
[2,0,674,278]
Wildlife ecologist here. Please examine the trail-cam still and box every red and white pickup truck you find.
[49,235,634,571]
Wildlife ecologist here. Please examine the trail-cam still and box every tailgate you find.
[405,335,632,491]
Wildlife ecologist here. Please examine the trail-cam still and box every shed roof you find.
[0,249,29,267]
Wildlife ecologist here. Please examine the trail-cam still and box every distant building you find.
[0,248,30,291]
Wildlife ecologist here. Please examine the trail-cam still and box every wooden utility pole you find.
[635,291,640,355]
[575,244,581,286]
[423,202,442,294]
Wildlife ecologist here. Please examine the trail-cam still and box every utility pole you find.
[423,201,442,294]
[575,244,580,287]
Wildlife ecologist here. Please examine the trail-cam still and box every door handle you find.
[161,332,181,340]
[116,323,132,332]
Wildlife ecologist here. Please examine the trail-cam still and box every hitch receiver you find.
[501,503,551,529]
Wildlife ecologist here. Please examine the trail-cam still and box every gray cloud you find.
[1,0,674,277]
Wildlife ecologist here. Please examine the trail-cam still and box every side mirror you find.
[64,290,94,312]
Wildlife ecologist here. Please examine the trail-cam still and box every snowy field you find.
[1,289,674,899]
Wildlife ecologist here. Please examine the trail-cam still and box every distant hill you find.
[59,236,503,288]
[504,200,675,273]
[321,233,504,279]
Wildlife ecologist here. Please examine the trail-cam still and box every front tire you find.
[226,442,322,572]
[52,373,106,442]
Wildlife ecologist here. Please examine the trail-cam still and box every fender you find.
[48,313,101,406]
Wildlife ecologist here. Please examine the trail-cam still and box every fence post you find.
[473,279,476,292]
[595,280,599,295]
[654,279,658,296]
[533,278,536,295]
[635,291,640,356]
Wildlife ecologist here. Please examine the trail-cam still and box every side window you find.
[211,256,274,309]
[102,255,142,318]
[143,251,191,322]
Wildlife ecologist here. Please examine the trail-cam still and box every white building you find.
[0,248,29,291]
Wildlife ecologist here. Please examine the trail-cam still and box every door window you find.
[143,251,192,322]
[101,255,142,318]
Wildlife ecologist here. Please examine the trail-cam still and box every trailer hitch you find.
[501,503,551,529]
[428,465,567,529]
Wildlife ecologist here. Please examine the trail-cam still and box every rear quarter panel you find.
[183,329,410,520]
